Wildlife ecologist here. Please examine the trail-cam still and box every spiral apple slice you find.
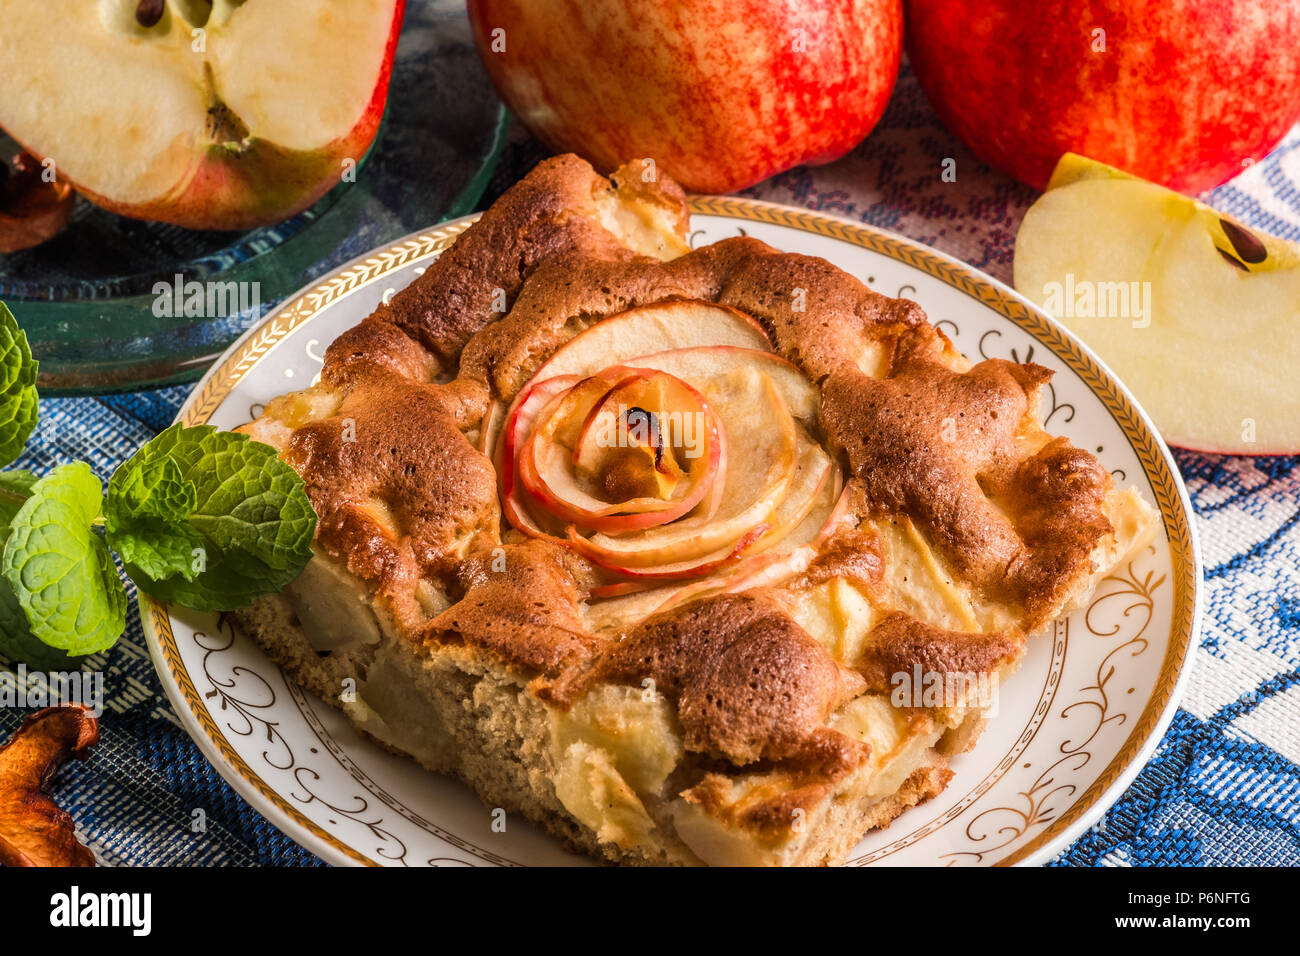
[581,448,830,583]
[568,368,799,569]
[519,370,723,534]
[574,366,731,524]
[575,522,770,582]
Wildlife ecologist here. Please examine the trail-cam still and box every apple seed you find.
[0,151,75,253]
[136,0,165,28]
[1220,218,1267,264]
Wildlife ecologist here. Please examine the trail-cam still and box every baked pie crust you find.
[234,155,1155,866]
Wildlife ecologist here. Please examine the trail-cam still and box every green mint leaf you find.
[0,583,75,670]
[0,469,37,526]
[107,423,316,611]
[0,469,74,668]
[104,453,205,583]
[2,462,126,656]
[0,303,39,470]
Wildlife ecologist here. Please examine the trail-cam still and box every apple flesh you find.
[467,0,902,193]
[532,301,772,383]
[905,0,1300,192]
[611,346,819,422]
[0,0,405,230]
[1014,153,1300,453]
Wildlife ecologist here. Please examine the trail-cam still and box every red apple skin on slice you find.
[499,375,580,499]
[650,471,849,614]
[519,417,720,533]
[573,522,770,581]
[501,300,847,593]
[0,0,405,230]
[567,368,720,505]
[580,452,829,583]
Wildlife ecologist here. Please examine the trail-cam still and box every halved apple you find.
[1014,153,1300,453]
[0,0,405,229]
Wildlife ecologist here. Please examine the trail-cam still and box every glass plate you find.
[0,0,507,395]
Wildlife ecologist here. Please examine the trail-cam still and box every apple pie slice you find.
[234,155,1155,866]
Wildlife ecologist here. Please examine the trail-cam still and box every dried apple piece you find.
[0,704,99,867]
[0,152,75,253]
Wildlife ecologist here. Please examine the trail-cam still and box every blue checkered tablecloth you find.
[3,63,1298,867]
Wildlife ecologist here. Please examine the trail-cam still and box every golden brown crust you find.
[421,539,598,677]
[788,525,886,591]
[323,154,685,391]
[284,377,500,633]
[546,593,868,769]
[855,612,1021,696]
[1006,436,1115,626]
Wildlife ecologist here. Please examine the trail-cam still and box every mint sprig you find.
[106,424,317,610]
[0,300,318,667]
[104,452,204,584]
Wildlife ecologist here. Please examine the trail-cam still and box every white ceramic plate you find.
[142,198,1201,867]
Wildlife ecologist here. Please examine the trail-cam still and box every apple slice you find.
[607,346,819,421]
[1014,153,1300,453]
[577,449,830,582]
[570,363,733,522]
[575,523,770,582]
[649,467,845,614]
[0,0,404,229]
[498,374,581,501]
[530,301,771,384]
[520,418,720,533]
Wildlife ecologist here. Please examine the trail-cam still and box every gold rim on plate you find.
[144,196,1200,867]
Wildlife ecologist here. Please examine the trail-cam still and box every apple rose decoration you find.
[486,302,846,600]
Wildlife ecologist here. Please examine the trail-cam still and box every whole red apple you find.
[0,0,405,231]
[905,0,1300,193]
[468,0,902,193]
